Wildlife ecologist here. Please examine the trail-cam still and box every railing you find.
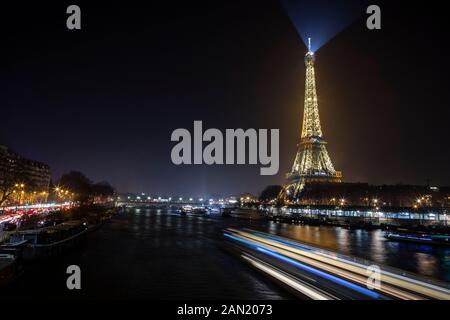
[262,206,450,224]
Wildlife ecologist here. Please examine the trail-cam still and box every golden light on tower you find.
[283,38,342,200]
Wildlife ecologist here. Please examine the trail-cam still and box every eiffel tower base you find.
[279,174,342,203]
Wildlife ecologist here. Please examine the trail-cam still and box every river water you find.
[1,208,449,299]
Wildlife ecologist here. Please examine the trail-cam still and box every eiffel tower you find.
[284,39,342,199]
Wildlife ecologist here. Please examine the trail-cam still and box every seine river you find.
[2,208,449,299]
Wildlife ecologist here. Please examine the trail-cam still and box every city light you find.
[1,2,449,304]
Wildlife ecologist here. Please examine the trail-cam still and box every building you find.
[0,145,51,204]
[283,40,342,200]
[296,182,450,209]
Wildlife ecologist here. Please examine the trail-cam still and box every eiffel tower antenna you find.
[282,46,342,200]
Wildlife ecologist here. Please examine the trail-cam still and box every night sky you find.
[2,1,450,196]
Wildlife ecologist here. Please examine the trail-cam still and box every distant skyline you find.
[2,1,450,195]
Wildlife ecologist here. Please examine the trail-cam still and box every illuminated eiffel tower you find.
[284,39,342,199]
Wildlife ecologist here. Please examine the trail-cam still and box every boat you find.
[206,206,221,215]
[0,249,23,287]
[3,221,88,261]
[180,205,192,215]
[385,232,450,246]
[192,206,207,215]
[221,208,232,217]
[179,205,207,215]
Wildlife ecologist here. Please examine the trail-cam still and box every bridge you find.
[115,199,218,209]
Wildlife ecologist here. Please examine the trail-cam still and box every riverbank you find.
[0,205,115,287]
[256,205,449,233]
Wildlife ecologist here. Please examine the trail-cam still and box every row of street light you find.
[3,183,74,207]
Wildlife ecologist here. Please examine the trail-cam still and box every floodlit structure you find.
[284,39,342,199]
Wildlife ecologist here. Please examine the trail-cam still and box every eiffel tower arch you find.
[282,41,342,201]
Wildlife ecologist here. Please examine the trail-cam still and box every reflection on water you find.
[262,221,450,282]
[2,208,293,300]
[2,208,448,300]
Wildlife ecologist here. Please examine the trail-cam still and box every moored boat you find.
[0,250,23,287]
[385,232,450,246]
[3,221,88,261]
[180,205,192,215]
[221,208,232,217]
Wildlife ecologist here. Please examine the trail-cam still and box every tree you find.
[0,165,18,206]
[259,185,283,202]
[91,181,115,198]
[57,171,92,203]
[56,171,115,204]
[0,167,35,206]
